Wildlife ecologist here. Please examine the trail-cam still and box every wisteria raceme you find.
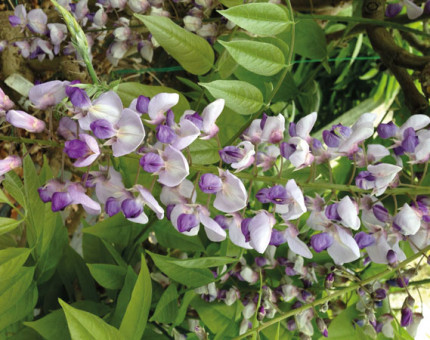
[3,79,430,338]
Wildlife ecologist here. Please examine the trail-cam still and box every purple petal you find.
[121,199,143,218]
[68,86,91,109]
[219,146,242,164]
[90,119,116,139]
[199,173,222,194]
[177,213,199,232]
[184,112,203,130]
[105,197,121,217]
[377,122,398,139]
[51,192,72,212]
[256,188,271,203]
[136,95,150,114]
[268,185,288,204]
[401,308,413,327]
[325,203,340,220]
[241,218,252,242]
[373,205,389,222]
[156,124,176,144]
[310,232,333,252]
[289,122,297,137]
[269,229,286,246]
[280,142,296,159]
[140,153,163,173]
[354,231,375,249]
[322,130,340,148]
[386,3,403,17]
[64,139,88,159]
[111,109,145,157]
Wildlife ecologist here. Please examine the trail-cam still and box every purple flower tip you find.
[90,119,116,139]
[354,231,375,249]
[121,199,142,219]
[325,203,340,220]
[310,233,334,253]
[385,3,403,18]
[241,218,251,242]
[136,95,150,114]
[268,185,288,204]
[401,307,413,327]
[280,142,295,160]
[177,213,199,232]
[105,197,121,217]
[256,188,271,203]
[139,153,163,173]
[156,124,176,144]
[269,229,286,246]
[255,257,266,267]
[387,249,397,266]
[64,139,88,159]
[184,112,203,130]
[373,288,387,300]
[289,122,297,137]
[51,192,72,212]
[373,205,389,223]
[219,146,242,164]
[199,173,222,194]
[377,121,398,139]
[214,215,228,230]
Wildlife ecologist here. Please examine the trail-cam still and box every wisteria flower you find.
[0,156,22,177]
[64,134,100,167]
[6,110,45,133]
[356,163,402,196]
[213,170,247,213]
[274,179,307,221]
[29,80,69,109]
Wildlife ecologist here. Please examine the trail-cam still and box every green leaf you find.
[0,247,31,279]
[87,264,127,290]
[174,291,196,326]
[0,282,37,332]
[218,3,291,36]
[3,172,26,210]
[119,254,152,340]
[153,220,204,252]
[191,298,240,337]
[0,217,23,236]
[59,299,125,340]
[220,40,285,76]
[134,14,214,75]
[293,19,327,60]
[325,306,361,339]
[168,256,237,268]
[0,190,13,206]
[150,284,178,324]
[189,139,220,165]
[147,251,215,288]
[200,80,263,115]
[25,301,110,340]
[218,0,243,7]
[116,83,190,116]
[111,267,138,328]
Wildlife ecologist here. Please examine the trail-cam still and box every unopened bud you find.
[317,318,328,337]
[386,250,398,266]
[325,273,335,289]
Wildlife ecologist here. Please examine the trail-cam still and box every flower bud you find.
[177,213,199,233]
[6,110,45,133]
[0,156,22,177]
[325,272,335,289]
[317,318,328,337]
[387,250,398,267]
[311,233,334,253]
[0,87,14,113]
[139,153,163,173]
[199,173,222,194]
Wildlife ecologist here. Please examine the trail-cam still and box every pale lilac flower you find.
[356,163,402,196]
[199,173,222,194]
[243,119,263,145]
[107,41,128,66]
[90,166,125,205]
[64,134,100,167]
[365,229,406,264]
[48,23,68,52]
[14,41,30,58]
[310,233,333,253]
[336,196,360,230]
[356,144,390,166]
[9,5,27,30]
[125,184,164,223]
[128,0,150,12]
[260,114,285,144]
[228,214,252,249]
[338,113,376,154]
[29,80,69,109]
[247,211,275,253]
[256,145,280,171]
[137,40,154,62]
[66,82,91,109]
[27,9,48,34]
[78,91,123,130]
[184,15,202,32]
[6,110,45,133]
[401,0,424,19]
[326,225,360,265]
[145,93,179,125]
[283,226,313,258]
[213,170,247,213]
[30,38,54,61]
[289,112,317,142]
[170,204,226,241]
[108,109,145,157]
[393,204,421,235]
[0,156,22,177]
[280,137,314,169]
[0,87,14,114]
[221,141,255,172]
[275,179,307,221]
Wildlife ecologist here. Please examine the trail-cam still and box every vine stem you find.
[234,244,430,340]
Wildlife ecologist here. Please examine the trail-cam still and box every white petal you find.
[296,112,317,139]
[200,213,226,242]
[135,185,164,219]
[112,109,145,157]
[228,216,252,249]
[89,91,123,125]
[148,93,179,121]
[214,170,247,213]
[249,212,272,253]
[201,99,224,134]
[128,212,149,224]
[158,146,189,187]
[173,119,200,150]
[327,225,360,265]
[394,204,421,235]
[404,0,424,20]
[337,196,360,230]
[285,229,313,259]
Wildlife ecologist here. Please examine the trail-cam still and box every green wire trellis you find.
[111,55,381,76]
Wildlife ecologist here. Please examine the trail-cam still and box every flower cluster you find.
[2,80,429,339]
[3,0,223,66]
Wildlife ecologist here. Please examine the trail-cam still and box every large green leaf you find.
[134,14,214,75]
[147,251,215,288]
[218,3,291,36]
[119,254,152,340]
[87,264,127,290]
[116,83,190,116]
[0,267,35,318]
[110,267,137,328]
[220,40,285,76]
[0,248,31,279]
[293,19,327,60]
[0,217,23,236]
[0,282,37,332]
[191,298,241,338]
[150,284,178,324]
[200,80,263,115]
[59,299,125,340]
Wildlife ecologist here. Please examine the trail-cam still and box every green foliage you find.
[59,300,125,340]
[219,40,285,76]
[218,3,291,36]
[119,254,152,340]
[134,14,214,75]
[200,80,263,115]
[87,264,127,289]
